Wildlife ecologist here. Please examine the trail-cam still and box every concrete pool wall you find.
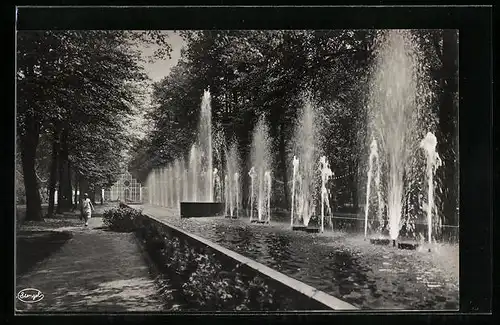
[132,205,357,311]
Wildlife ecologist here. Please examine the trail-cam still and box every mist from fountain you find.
[167,165,172,208]
[225,140,240,217]
[148,171,153,205]
[224,174,230,216]
[319,156,333,232]
[368,30,434,240]
[264,171,272,222]
[159,167,163,207]
[168,166,173,208]
[235,172,240,218]
[162,167,165,206]
[175,159,182,209]
[198,89,213,202]
[290,156,299,226]
[248,167,256,221]
[213,168,222,202]
[364,138,383,237]
[250,116,272,222]
[292,99,319,227]
[420,132,442,243]
[213,128,225,203]
[189,144,199,202]
[182,159,188,201]
[154,168,158,206]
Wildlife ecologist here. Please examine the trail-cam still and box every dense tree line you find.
[17,30,171,221]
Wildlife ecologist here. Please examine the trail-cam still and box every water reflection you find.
[148,211,458,310]
[203,222,373,307]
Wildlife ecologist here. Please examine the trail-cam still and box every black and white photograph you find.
[15,7,479,314]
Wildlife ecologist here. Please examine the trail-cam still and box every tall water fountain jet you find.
[157,168,161,205]
[420,132,442,244]
[154,168,159,206]
[154,168,158,206]
[368,30,433,240]
[182,159,188,201]
[189,145,199,202]
[175,159,182,209]
[212,128,225,202]
[169,164,174,208]
[292,99,319,226]
[168,166,174,208]
[173,164,178,208]
[290,156,299,227]
[162,167,166,207]
[224,174,231,216]
[264,171,272,222]
[235,172,240,218]
[150,169,154,205]
[169,166,173,207]
[248,167,256,221]
[225,140,240,217]
[197,89,213,202]
[164,167,168,207]
[364,139,383,238]
[250,116,272,222]
[165,166,169,207]
[213,168,222,202]
[319,156,333,233]
[159,167,164,207]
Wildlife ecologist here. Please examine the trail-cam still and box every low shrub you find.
[102,206,142,232]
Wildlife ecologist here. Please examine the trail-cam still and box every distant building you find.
[104,171,143,202]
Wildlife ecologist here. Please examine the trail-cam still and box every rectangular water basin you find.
[180,202,225,218]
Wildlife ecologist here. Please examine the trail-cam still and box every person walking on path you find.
[81,193,95,227]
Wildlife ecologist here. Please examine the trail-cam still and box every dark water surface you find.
[139,205,459,310]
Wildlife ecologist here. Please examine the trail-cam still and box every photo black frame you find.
[5,4,494,325]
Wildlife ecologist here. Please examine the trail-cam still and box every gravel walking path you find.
[16,209,166,313]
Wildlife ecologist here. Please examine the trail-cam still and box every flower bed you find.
[133,214,329,311]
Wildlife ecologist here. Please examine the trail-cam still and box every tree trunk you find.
[47,130,59,217]
[438,30,458,226]
[279,122,290,210]
[20,114,43,221]
[78,174,82,205]
[56,128,72,213]
[73,173,79,211]
[77,173,83,216]
[67,159,73,205]
[90,185,96,204]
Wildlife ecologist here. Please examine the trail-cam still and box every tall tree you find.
[17,30,171,219]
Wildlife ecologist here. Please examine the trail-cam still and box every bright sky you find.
[129,31,186,140]
[140,31,186,83]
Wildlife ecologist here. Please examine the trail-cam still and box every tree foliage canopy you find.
[17,30,171,211]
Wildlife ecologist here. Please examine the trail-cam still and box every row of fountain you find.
[145,30,445,244]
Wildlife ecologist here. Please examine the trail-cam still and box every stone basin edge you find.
[130,206,358,311]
